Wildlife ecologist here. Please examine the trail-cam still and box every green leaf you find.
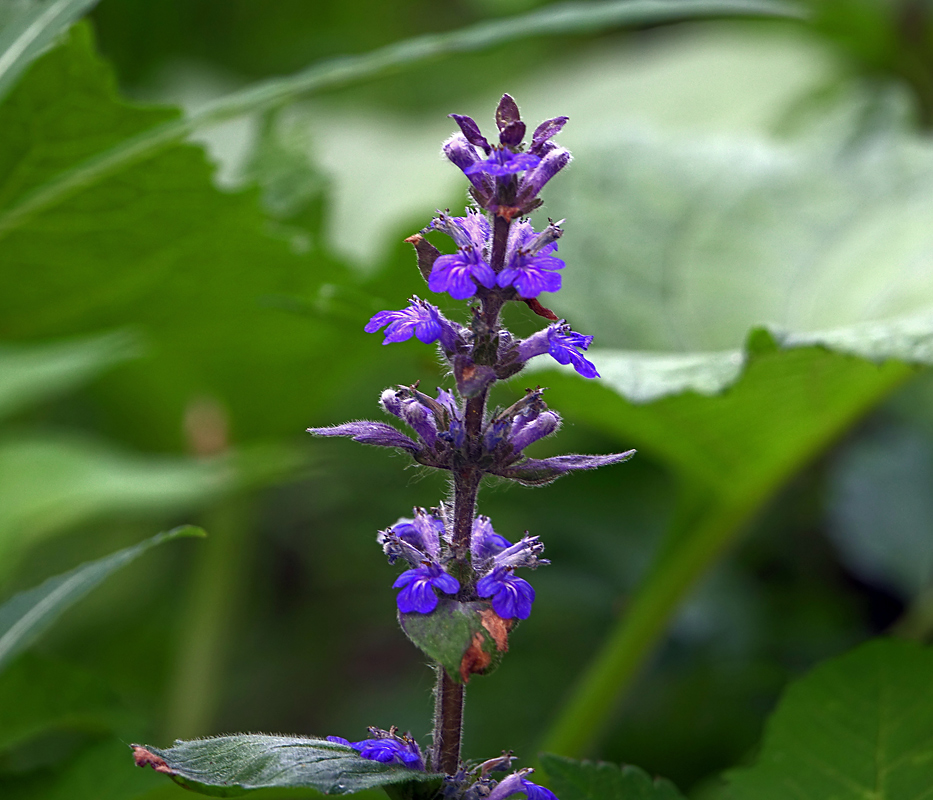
[0,1,803,243]
[0,0,100,104]
[1,737,165,800]
[131,735,442,797]
[398,598,509,683]
[0,434,226,573]
[723,638,933,800]
[540,754,686,800]
[0,653,134,753]
[0,330,140,421]
[0,525,203,674]
[540,120,933,755]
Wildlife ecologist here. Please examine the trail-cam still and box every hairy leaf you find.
[723,639,933,800]
[132,735,442,796]
[0,525,203,673]
[540,754,685,800]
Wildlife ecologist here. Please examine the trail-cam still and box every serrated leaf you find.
[723,639,933,800]
[540,754,685,800]
[557,130,933,400]
[0,525,204,674]
[0,0,99,104]
[541,118,933,754]
[132,735,443,797]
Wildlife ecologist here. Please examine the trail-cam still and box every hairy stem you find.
[431,211,513,774]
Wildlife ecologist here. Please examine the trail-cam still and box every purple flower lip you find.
[488,770,559,800]
[365,296,460,350]
[429,246,497,300]
[465,146,541,178]
[516,321,600,379]
[393,561,460,614]
[476,566,535,620]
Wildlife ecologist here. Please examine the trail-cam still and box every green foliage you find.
[3,0,933,798]
[540,754,685,800]
[723,638,933,799]
[131,735,443,796]
[0,525,203,673]
[0,330,139,420]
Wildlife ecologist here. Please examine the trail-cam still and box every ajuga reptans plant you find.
[133,95,634,800]
[309,95,635,795]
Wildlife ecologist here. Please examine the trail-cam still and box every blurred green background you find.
[3,0,933,797]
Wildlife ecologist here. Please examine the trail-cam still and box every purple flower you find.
[488,771,558,800]
[429,246,497,300]
[443,134,495,200]
[517,147,571,207]
[326,734,425,771]
[471,516,513,562]
[365,297,459,350]
[498,220,565,298]
[547,327,598,378]
[394,562,460,614]
[390,509,444,559]
[497,250,564,298]
[510,410,560,452]
[492,534,547,571]
[307,421,419,454]
[476,567,535,620]
[431,211,489,251]
[530,116,568,156]
[465,147,540,178]
[517,322,599,379]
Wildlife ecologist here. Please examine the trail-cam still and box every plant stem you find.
[431,210,514,773]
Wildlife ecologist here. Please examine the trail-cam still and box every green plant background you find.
[3,0,933,798]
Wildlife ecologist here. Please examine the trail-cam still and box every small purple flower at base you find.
[476,567,535,620]
[429,247,497,301]
[394,562,460,614]
[488,771,559,800]
[365,297,459,350]
[326,735,425,771]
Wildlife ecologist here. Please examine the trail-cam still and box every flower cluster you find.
[308,95,635,793]
[378,509,545,620]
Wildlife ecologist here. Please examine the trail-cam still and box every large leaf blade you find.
[0,525,204,673]
[0,0,804,241]
[132,735,442,797]
[723,639,933,800]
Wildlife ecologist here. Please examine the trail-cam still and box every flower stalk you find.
[308,94,635,798]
